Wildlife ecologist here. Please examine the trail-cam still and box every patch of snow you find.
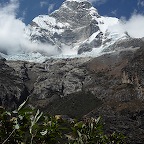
[32,15,70,35]
[97,16,119,33]
[33,15,70,28]
[87,31,100,43]
[2,52,47,63]
[89,7,99,16]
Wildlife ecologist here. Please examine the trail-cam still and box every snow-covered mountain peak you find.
[23,0,129,60]
[1,0,134,62]
[61,0,98,16]
[26,0,101,46]
[63,0,92,8]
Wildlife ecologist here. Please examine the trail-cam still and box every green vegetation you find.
[0,99,126,144]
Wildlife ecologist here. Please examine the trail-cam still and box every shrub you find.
[0,99,126,144]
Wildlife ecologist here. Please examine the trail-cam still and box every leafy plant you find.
[66,117,125,144]
[0,99,126,144]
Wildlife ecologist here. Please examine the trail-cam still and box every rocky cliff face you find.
[0,60,29,110]
[1,45,143,143]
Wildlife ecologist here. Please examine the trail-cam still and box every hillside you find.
[0,45,144,143]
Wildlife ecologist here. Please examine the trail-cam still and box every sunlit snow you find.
[0,0,128,63]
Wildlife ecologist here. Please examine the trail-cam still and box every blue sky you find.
[0,0,144,25]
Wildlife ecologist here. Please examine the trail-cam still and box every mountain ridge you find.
[25,0,129,58]
[1,0,143,62]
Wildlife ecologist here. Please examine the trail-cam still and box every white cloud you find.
[88,0,107,5]
[109,14,144,38]
[123,14,144,38]
[0,0,19,16]
[138,0,144,7]
[111,9,117,16]
[0,0,24,54]
[40,1,48,8]
[48,4,55,14]
[40,2,55,14]
[0,0,59,56]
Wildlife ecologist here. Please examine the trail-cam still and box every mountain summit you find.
[1,0,143,61]
[25,0,128,56]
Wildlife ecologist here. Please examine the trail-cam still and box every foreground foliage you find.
[0,100,126,144]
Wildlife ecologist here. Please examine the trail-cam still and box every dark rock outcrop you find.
[104,38,144,52]
[0,60,29,110]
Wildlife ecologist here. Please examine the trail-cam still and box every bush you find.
[0,99,126,144]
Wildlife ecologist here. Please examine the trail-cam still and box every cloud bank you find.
[109,14,144,38]
[0,0,59,56]
[122,14,144,38]
[0,0,24,54]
